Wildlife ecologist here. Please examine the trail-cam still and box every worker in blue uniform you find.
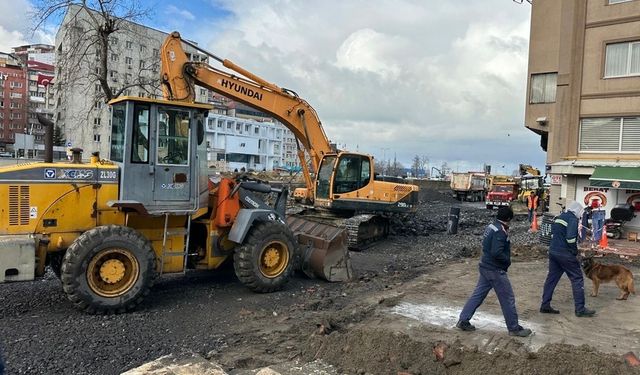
[457,206,532,337]
[540,201,596,317]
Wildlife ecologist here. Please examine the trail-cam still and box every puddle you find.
[391,301,540,332]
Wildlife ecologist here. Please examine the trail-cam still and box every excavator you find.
[160,32,419,249]
[0,31,417,314]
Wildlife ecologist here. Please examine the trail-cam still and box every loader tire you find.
[61,225,156,314]
[233,220,296,293]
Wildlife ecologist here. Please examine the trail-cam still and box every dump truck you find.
[450,172,488,202]
[486,177,519,210]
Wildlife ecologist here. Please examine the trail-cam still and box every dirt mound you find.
[304,326,638,375]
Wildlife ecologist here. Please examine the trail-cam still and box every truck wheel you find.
[233,221,296,293]
[61,225,156,314]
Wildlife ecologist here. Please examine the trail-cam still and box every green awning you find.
[589,166,640,190]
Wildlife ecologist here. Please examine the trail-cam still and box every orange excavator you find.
[160,32,419,250]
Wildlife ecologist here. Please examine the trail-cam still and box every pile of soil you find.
[304,326,637,375]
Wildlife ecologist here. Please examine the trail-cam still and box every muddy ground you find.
[1,191,640,374]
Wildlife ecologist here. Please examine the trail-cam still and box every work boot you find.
[508,326,532,337]
[539,305,560,314]
[456,320,476,331]
[575,308,596,317]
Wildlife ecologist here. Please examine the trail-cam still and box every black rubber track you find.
[61,225,157,314]
[233,220,296,293]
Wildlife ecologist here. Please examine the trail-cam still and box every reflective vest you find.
[527,195,539,209]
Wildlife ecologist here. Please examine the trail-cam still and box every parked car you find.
[0,152,13,158]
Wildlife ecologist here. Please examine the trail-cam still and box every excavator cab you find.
[316,153,371,201]
[107,97,211,214]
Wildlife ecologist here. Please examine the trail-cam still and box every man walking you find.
[540,201,596,317]
[457,207,532,337]
[527,191,539,224]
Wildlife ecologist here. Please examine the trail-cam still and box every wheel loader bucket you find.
[287,216,353,282]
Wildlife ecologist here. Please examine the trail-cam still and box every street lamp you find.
[380,147,390,175]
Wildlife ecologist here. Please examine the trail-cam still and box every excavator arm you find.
[160,32,332,196]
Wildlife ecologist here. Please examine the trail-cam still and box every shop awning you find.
[589,166,640,190]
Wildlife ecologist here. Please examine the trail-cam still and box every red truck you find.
[486,182,519,210]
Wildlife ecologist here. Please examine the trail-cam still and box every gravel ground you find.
[0,191,601,375]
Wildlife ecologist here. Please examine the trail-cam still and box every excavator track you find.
[290,209,390,251]
[344,214,390,251]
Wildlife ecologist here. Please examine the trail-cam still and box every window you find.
[254,127,259,134]
[139,60,145,69]
[94,118,101,126]
[131,104,150,163]
[110,53,119,62]
[333,155,371,194]
[125,73,132,83]
[530,73,557,103]
[93,134,101,142]
[125,56,133,66]
[110,70,118,81]
[157,108,190,165]
[605,41,640,77]
[153,49,159,58]
[126,41,133,49]
[580,117,640,153]
[110,103,126,162]
[140,44,147,53]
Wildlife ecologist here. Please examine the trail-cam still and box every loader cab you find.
[108,97,212,214]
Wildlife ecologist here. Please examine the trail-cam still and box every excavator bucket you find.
[287,216,353,282]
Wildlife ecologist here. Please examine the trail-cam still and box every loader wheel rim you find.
[259,241,289,278]
[87,248,140,297]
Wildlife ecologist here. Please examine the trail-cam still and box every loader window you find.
[109,103,126,162]
[157,108,190,165]
[131,104,149,163]
[334,155,369,194]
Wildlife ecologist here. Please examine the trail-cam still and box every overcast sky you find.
[1,0,542,174]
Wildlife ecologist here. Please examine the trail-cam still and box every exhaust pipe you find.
[36,114,54,163]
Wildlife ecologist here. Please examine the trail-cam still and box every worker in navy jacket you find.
[457,207,532,337]
[540,201,595,317]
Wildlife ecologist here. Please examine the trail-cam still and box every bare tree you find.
[411,155,421,178]
[32,0,156,102]
[31,1,167,154]
[420,155,429,178]
[374,158,386,175]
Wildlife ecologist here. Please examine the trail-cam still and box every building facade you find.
[54,5,207,157]
[0,53,27,152]
[525,0,640,231]
[205,113,300,171]
[26,60,55,146]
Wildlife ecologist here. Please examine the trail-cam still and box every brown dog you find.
[581,257,636,300]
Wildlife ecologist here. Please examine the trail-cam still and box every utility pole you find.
[380,147,390,175]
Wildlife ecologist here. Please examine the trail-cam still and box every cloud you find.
[199,0,539,171]
[0,0,55,52]
[166,5,196,21]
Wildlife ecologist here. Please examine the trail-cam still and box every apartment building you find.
[205,113,299,171]
[25,60,55,146]
[525,0,640,231]
[54,5,207,157]
[0,53,27,152]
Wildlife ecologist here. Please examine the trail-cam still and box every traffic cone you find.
[599,225,609,249]
[530,211,539,232]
